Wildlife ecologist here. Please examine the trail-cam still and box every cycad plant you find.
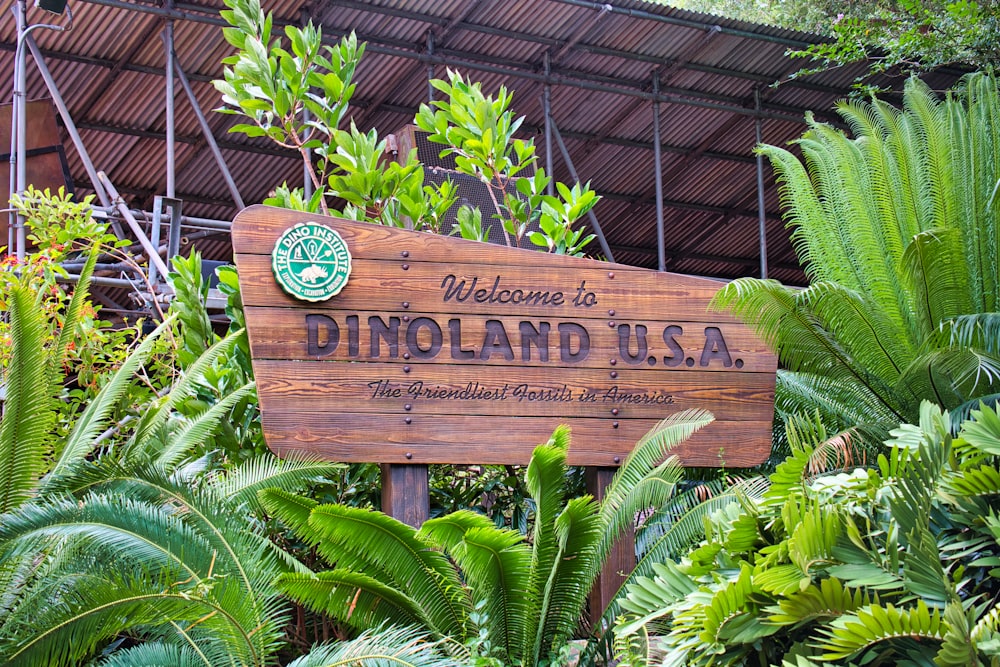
[614,402,1000,666]
[714,72,1000,442]
[0,242,343,665]
[260,410,715,666]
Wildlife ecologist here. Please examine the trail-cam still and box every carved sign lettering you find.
[232,206,777,466]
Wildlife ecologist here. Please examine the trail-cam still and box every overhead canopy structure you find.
[2,0,962,303]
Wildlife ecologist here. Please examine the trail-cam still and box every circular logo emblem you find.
[272,222,352,302]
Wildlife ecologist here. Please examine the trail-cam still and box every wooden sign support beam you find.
[586,466,635,630]
[380,463,429,528]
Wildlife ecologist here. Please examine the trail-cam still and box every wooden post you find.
[381,463,429,528]
[587,466,635,630]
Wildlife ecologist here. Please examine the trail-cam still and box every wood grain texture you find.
[260,413,773,467]
[232,206,778,467]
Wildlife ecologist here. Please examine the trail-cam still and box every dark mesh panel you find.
[423,167,543,250]
[413,132,458,170]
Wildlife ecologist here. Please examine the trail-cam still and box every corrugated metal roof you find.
[2,0,965,306]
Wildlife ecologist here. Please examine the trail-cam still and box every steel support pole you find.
[24,35,111,209]
[10,0,27,261]
[426,31,435,102]
[300,9,312,200]
[549,119,615,262]
[163,20,176,199]
[652,70,666,272]
[172,58,244,208]
[754,87,768,279]
[99,172,172,280]
[543,52,554,196]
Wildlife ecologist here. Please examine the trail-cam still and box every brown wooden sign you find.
[232,205,777,466]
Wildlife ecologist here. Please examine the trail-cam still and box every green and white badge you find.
[272,222,352,302]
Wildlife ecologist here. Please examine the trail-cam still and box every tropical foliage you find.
[614,401,1000,666]
[214,0,598,255]
[0,228,351,664]
[713,71,1000,443]
[667,0,1000,77]
[1,187,136,397]
[259,411,715,665]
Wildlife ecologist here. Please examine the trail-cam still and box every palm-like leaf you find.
[126,328,245,460]
[154,379,257,468]
[263,493,470,640]
[719,73,1000,437]
[531,495,602,663]
[599,409,711,561]
[277,569,431,631]
[285,625,461,667]
[451,525,532,662]
[817,601,946,661]
[44,316,177,491]
[0,285,54,513]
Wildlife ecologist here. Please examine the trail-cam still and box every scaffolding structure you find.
[5,0,964,319]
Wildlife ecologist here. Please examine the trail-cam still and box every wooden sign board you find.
[232,205,777,466]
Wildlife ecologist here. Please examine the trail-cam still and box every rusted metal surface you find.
[1,0,964,286]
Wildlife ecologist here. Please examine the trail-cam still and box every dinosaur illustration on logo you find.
[298,264,329,283]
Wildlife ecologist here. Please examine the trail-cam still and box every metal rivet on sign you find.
[401,250,410,258]
[404,417,412,424]
[610,371,618,379]
[403,353,411,360]
[611,408,619,416]
[610,359,617,366]
[401,264,409,270]
[405,452,413,459]
[613,421,619,429]
[403,366,411,373]
[404,404,412,411]
[402,302,410,309]
[608,321,615,328]
[402,315,410,322]
[608,309,615,316]
[608,272,614,279]
[613,456,621,464]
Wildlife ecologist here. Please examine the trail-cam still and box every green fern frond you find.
[155,380,257,469]
[525,430,570,643]
[0,285,57,513]
[304,504,469,639]
[816,601,946,661]
[0,574,270,667]
[902,228,973,339]
[127,328,245,460]
[942,464,1000,499]
[768,578,871,629]
[276,570,430,634]
[787,502,842,576]
[960,401,1000,455]
[936,601,979,667]
[0,492,212,585]
[532,495,602,663]
[450,525,532,662]
[418,510,495,554]
[684,563,776,648]
[46,245,98,389]
[616,560,698,637]
[800,282,914,386]
[211,455,340,513]
[93,641,207,667]
[775,371,902,440]
[285,625,460,667]
[599,409,711,561]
